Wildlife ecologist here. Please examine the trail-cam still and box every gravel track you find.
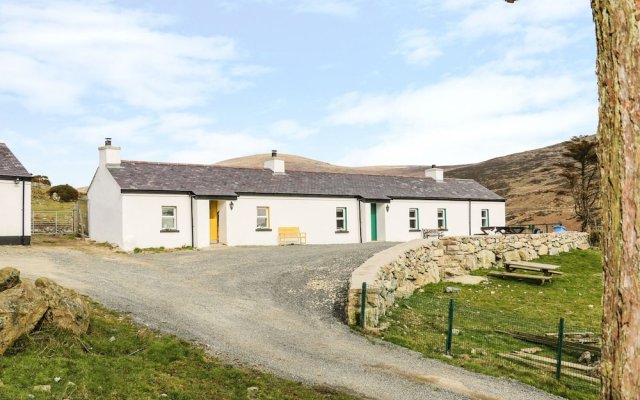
[1,243,564,400]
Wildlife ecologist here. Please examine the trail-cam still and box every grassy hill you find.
[216,140,580,230]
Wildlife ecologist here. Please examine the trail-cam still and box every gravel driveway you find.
[1,242,563,400]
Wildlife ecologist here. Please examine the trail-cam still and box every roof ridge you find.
[121,159,464,180]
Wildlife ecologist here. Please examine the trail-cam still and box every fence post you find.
[359,282,367,329]
[555,318,565,380]
[446,299,455,354]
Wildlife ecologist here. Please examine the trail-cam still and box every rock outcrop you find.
[0,279,48,354]
[35,278,91,335]
[0,267,20,292]
[0,268,91,355]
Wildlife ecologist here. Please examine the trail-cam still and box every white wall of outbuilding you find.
[0,179,31,240]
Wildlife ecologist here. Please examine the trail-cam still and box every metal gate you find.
[32,200,88,236]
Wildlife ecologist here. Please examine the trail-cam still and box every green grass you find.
[133,245,194,254]
[379,249,602,400]
[0,304,357,400]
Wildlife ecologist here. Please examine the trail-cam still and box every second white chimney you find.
[98,137,121,167]
[425,165,443,182]
[264,150,285,174]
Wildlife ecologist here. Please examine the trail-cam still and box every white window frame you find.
[336,207,347,231]
[161,206,177,231]
[481,209,490,227]
[437,208,447,229]
[409,208,419,230]
[257,206,270,229]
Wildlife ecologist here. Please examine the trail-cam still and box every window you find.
[481,209,490,227]
[257,206,270,229]
[409,208,419,230]
[161,206,177,230]
[437,208,447,229]
[336,207,347,231]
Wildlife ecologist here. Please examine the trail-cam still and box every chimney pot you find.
[272,150,278,158]
[105,137,112,146]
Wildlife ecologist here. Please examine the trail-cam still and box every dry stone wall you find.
[347,232,590,328]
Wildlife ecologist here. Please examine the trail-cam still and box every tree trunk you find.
[591,0,640,398]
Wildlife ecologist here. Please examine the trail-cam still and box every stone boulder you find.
[34,278,91,336]
[0,280,48,355]
[0,267,20,292]
[476,250,496,269]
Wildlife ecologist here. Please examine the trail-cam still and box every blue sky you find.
[0,0,597,186]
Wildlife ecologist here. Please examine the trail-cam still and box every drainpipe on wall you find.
[358,200,363,243]
[468,200,472,236]
[190,194,195,248]
[21,179,26,245]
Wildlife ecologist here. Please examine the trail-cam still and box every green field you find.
[0,304,356,400]
[379,249,603,400]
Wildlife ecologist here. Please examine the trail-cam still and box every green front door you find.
[370,204,377,241]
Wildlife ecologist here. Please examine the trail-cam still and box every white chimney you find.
[98,137,121,167]
[264,150,285,174]
[425,164,444,182]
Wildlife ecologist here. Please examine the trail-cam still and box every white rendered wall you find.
[88,168,123,247]
[470,201,506,234]
[225,196,361,246]
[0,179,31,238]
[218,200,229,245]
[383,200,506,242]
[192,198,210,249]
[121,193,193,251]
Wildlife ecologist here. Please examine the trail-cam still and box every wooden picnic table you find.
[505,261,563,277]
[488,261,564,285]
[480,226,526,235]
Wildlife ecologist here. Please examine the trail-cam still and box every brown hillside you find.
[216,142,580,230]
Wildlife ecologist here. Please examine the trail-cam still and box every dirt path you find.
[0,242,563,400]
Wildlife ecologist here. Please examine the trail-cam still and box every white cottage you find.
[0,143,32,245]
[88,140,505,250]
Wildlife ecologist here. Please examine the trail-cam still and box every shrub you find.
[48,184,79,202]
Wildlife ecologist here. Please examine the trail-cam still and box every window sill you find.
[256,228,272,232]
[409,229,421,232]
[335,230,349,234]
[160,229,180,233]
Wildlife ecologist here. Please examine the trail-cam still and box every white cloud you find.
[294,0,359,17]
[268,119,317,140]
[328,71,597,166]
[0,1,264,113]
[395,29,442,66]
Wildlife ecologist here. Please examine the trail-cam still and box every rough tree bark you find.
[591,1,640,398]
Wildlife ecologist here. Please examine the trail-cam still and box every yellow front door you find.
[209,201,218,242]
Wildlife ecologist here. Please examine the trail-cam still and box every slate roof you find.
[108,160,504,202]
[0,143,31,178]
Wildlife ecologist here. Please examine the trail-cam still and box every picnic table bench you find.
[422,228,447,239]
[480,226,526,235]
[278,226,307,245]
[487,261,563,285]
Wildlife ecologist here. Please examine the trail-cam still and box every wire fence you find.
[372,293,600,399]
